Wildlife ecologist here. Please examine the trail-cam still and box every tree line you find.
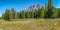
[2,0,60,21]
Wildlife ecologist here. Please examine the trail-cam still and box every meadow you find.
[0,19,60,30]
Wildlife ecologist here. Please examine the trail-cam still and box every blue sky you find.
[0,0,60,17]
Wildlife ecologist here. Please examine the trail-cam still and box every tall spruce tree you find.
[45,0,53,18]
[11,8,16,19]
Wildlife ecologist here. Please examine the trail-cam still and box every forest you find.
[2,0,60,21]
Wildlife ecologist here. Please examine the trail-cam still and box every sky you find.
[0,0,60,17]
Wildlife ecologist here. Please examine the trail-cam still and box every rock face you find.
[25,4,42,12]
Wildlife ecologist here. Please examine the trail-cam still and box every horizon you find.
[0,0,60,17]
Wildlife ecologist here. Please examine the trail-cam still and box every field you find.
[0,19,60,30]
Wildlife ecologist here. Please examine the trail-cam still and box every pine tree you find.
[11,8,16,19]
[45,0,53,18]
[4,9,10,20]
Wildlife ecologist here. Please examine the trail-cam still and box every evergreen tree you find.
[4,9,10,20]
[2,13,5,19]
[52,8,58,18]
[11,8,16,19]
[57,8,60,18]
[45,0,53,18]
[40,6,45,18]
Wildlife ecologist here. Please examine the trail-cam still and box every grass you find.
[0,19,60,30]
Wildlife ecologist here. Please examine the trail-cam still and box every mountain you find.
[25,4,42,12]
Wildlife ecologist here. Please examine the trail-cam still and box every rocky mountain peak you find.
[25,4,42,12]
